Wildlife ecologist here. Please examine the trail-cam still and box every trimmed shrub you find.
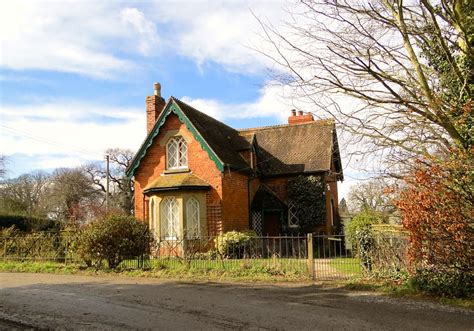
[215,231,257,258]
[75,216,152,269]
[0,214,59,232]
[409,266,474,298]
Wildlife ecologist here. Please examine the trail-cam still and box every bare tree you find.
[46,168,101,223]
[83,148,134,215]
[0,171,50,217]
[346,179,397,214]
[256,0,472,175]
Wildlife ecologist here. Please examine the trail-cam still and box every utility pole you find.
[105,154,110,215]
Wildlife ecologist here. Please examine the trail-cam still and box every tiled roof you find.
[239,121,341,177]
[143,173,210,193]
[128,97,342,179]
[172,98,251,170]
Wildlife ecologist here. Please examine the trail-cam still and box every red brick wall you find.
[248,178,261,204]
[325,176,340,234]
[221,171,250,232]
[133,113,224,234]
[261,177,289,202]
[146,95,166,134]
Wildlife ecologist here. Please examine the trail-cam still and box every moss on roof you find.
[239,121,342,178]
[143,173,210,194]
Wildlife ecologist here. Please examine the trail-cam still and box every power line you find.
[0,124,103,159]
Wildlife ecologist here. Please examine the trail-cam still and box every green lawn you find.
[122,257,308,275]
[328,257,363,276]
[0,258,310,282]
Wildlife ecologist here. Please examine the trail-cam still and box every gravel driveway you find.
[0,273,472,330]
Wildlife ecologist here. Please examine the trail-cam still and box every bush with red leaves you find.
[396,150,473,275]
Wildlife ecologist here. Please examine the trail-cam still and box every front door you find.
[263,211,282,236]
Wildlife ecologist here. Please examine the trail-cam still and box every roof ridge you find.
[239,119,334,133]
[171,96,240,134]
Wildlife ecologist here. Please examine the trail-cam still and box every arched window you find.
[166,136,188,169]
[161,197,179,240]
[149,197,156,231]
[186,197,200,239]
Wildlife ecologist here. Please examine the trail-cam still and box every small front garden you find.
[1,213,473,304]
[0,215,310,282]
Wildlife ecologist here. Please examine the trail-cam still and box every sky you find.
[0,0,364,199]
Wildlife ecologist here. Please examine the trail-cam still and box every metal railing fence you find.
[0,231,78,263]
[0,230,408,280]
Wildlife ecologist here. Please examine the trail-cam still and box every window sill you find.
[164,168,190,174]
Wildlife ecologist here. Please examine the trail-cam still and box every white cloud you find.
[0,1,288,77]
[0,2,159,78]
[181,82,294,122]
[0,101,145,171]
[152,1,287,73]
[120,8,160,56]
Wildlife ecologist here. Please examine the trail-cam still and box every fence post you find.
[307,233,314,280]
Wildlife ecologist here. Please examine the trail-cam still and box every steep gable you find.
[172,98,250,170]
[126,97,249,177]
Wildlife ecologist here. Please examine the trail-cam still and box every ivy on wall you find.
[288,175,326,232]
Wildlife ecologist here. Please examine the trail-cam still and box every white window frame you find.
[160,196,180,240]
[288,201,299,228]
[186,197,200,239]
[166,136,188,170]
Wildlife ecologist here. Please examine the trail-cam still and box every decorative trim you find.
[126,98,225,177]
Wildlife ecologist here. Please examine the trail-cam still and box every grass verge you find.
[343,279,474,310]
[0,260,310,282]
[0,260,80,274]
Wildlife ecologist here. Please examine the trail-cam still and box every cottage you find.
[126,83,343,239]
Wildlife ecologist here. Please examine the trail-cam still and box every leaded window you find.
[186,197,200,239]
[160,197,180,240]
[252,211,263,235]
[149,197,156,231]
[288,201,299,228]
[166,136,188,169]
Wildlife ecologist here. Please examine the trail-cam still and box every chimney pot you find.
[288,110,314,125]
[146,83,166,133]
[154,82,161,97]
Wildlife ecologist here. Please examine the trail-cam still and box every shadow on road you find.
[1,273,472,330]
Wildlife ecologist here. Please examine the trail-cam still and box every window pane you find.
[167,137,187,169]
[186,197,200,239]
[161,197,179,240]
[252,211,263,235]
[150,199,155,231]
[167,139,178,169]
[178,137,188,167]
[288,201,299,228]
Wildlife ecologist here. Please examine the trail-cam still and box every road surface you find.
[0,273,472,330]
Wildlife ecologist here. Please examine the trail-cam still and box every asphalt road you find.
[0,273,472,330]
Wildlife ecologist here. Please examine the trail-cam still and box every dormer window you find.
[166,136,188,169]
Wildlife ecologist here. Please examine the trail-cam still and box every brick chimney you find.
[288,109,314,125]
[146,82,166,133]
